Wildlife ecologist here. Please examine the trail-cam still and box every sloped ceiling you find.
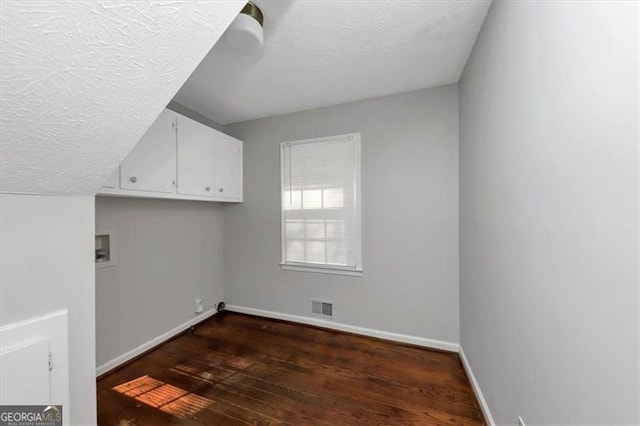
[0,1,244,195]
[174,0,491,124]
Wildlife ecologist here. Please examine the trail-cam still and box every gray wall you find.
[0,194,96,425]
[167,101,225,132]
[224,85,460,343]
[459,1,639,424]
[95,196,225,367]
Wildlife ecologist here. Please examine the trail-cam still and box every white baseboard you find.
[225,304,460,353]
[459,347,495,425]
[96,305,494,423]
[96,309,217,377]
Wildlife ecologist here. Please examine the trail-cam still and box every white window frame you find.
[280,133,362,277]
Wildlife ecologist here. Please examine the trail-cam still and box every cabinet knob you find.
[130,176,138,183]
[219,188,224,193]
[205,186,211,192]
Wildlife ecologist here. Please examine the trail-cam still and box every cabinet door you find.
[177,116,215,197]
[102,168,119,189]
[214,131,243,201]
[121,109,177,193]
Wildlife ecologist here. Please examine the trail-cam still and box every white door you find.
[0,340,50,404]
[0,310,69,426]
[177,116,215,197]
[214,132,243,201]
[121,109,177,193]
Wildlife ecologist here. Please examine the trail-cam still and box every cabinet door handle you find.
[219,188,224,193]
[205,186,211,192]
[130,176,138,183]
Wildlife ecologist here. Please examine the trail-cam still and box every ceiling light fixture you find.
[224,1,264,56]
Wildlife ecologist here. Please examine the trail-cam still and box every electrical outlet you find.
[518,416,525,426]
[194,298,203,314]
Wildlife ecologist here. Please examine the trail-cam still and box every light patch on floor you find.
[113,375,215,419]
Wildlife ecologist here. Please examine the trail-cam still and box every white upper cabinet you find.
[177,115,215,197]
[120,109,177,194]
[99,108,243,203]
[214,131,243,201]
[102,168,119,189]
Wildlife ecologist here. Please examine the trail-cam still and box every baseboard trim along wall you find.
[95,309,217,377]
[459,347,496,425]
[96,304,496,424]
[225,304,460,352]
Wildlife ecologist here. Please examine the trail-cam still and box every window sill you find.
[280,264,363,277]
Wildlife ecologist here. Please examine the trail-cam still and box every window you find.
[280,133,362,276]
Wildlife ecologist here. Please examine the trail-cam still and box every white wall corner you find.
[636,3,640,422]
[96,309,217,377]
[459,347,495,426]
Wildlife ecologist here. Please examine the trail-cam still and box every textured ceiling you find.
[174,0,491,124]
[1,1,244,195]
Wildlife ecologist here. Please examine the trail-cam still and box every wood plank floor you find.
[97,312,484,425]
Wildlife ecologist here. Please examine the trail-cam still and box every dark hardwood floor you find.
[97,312,484,425]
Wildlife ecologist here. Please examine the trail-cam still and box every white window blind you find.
[280,133,362,275]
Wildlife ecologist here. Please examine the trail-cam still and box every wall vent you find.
[311,299,334,318]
